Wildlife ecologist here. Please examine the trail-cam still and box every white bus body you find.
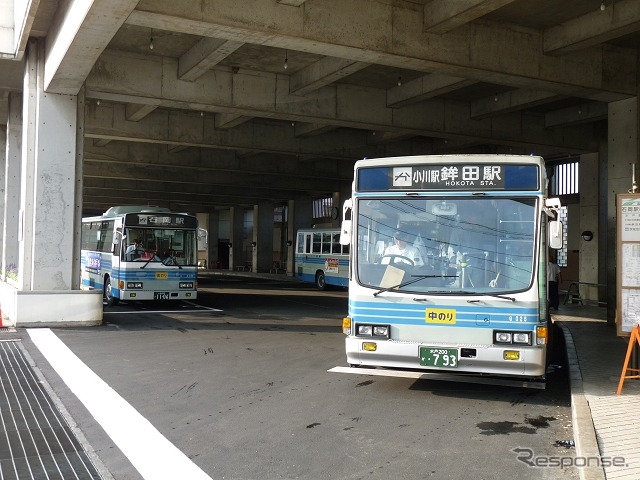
[81,206,200,306]
[339,155,563,387]
[295,228,349,289]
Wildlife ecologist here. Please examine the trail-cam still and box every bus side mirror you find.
[549,220,563,249]
[340,199,352,245]
[339,220,351,245]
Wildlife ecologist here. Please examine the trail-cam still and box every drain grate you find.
[0,341,103,479]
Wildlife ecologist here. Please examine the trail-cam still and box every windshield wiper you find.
[466,292,516,302]
[139,255,182,269]
[373,275,456,297]
[162,257,182,269]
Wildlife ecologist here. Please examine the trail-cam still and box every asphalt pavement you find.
[0,270,637,480]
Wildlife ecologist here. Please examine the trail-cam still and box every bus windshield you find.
[355,197,537,295]
[122,227,198,266]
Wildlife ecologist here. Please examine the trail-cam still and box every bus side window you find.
[322,233,331,254]
[312,233,322,253]
[114,228,122,256]
[304,234,311,254]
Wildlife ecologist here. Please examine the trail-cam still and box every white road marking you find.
[27,328,212,480]
[102,303,222,314]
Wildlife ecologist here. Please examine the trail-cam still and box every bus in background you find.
[295,228,349,290]
[334,154,563,388]
[81,206,200,306]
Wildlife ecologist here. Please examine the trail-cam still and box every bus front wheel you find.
[104,276,119,307]
[315,271,327,290]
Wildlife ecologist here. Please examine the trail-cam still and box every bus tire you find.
[315,271,327,290]
[104,276,119,307]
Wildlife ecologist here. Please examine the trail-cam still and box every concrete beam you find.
[125,103,159,121]
[167,145,189,153]
[0,58,25,90]
[0,0,39,60]
[368,131,415,145]
[179,37,244,81]
[44,0,139,94]
[545,102,608,128]
[215,113,252,129]
[85,51,599,153]
[125,1,636,102]
[294,122,336,137]
[289,57,370,95]
[544,0,640,55]
[92,138,111,147]
[471,89,564,119]
[387,73,476,108]
[83,140,354,186]
[277,0,307,6]
[83,181,305,207]
[82,158,349,195]
[423,0,518,34]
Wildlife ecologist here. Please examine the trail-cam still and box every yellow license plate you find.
[425,308,456,324]
[155,272,169,279]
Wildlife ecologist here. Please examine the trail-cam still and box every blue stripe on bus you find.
[349,300,539,329]
[294,258,348,265]
[296,273,348,287]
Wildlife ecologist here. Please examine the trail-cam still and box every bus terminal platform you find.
[554,304,640,480]
[0,270,637,480]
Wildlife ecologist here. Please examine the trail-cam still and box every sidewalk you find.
[556,304,640,480]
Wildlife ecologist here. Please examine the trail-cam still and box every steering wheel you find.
[380,254,415,266]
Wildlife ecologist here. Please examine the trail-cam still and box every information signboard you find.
[616,194,640,335]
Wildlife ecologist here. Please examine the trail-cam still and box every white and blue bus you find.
[81,206,200,306]
[295,228,349,289]
[335,154,563,388]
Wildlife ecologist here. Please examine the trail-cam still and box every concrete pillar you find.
[607,97,639,324]
[0,39,102,326]
[196,212,212,269]
[0,125,5,252]
[254,202,274,272]
[293,196,313,232]
[1,93,21,284]
[19,39,79,290]
[287,199,295,275]
[579,153,599,302]
[331,192,341,228]
[230,206,244,270]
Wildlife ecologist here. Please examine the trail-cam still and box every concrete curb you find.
[559,323,605,480]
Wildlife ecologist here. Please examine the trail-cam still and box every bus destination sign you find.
[357,164,539,192]
[392,165,504,189]
[126,214,198,228]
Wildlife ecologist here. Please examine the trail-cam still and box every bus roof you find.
[354,154,544,168]
[103,205,172,216]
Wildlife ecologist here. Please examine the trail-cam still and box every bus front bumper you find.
[345,337,546,378]
[119,291,197,301]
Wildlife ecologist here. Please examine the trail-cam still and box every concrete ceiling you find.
[2,0,640,214]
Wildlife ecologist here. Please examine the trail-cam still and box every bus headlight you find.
[494,330,531,346]
[179,282,194,289]
[373,325,389,337]
[358,325,372,336]
[513,333,531,344]
[356,324,390,339]
[495,332,512,344]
